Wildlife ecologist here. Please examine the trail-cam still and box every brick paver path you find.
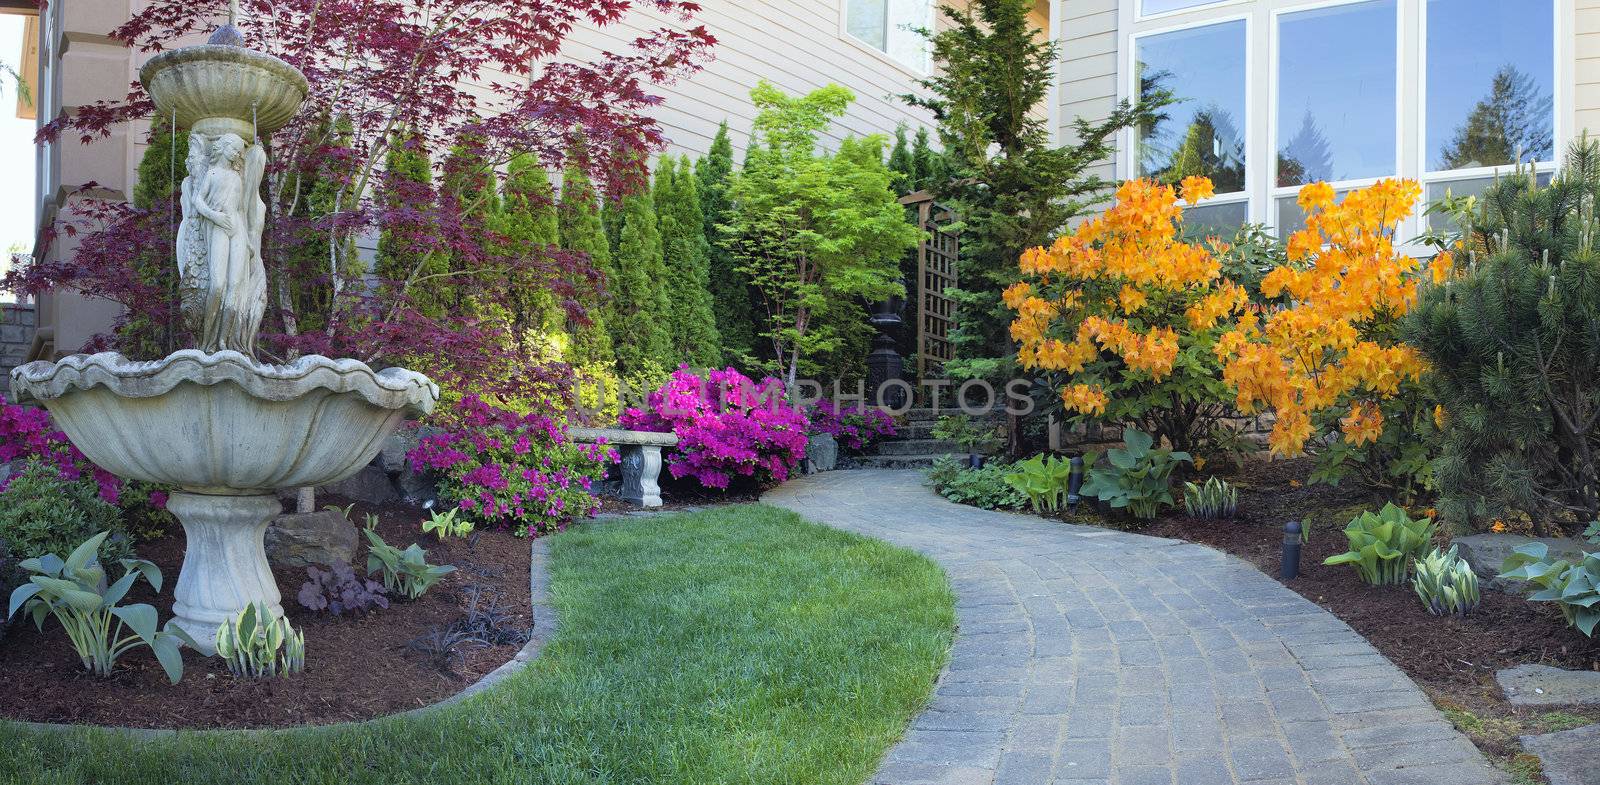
[764,470,1505,785]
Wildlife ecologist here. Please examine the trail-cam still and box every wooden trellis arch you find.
[899,191,959,381]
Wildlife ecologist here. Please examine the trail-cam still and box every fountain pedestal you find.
[167,493,284,649]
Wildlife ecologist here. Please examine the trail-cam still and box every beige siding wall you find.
[1057,0,1119,183]
[563,1,953,161]
[1575,0,1600,137]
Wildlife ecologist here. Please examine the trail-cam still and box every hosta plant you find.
[215,601,306,679]
[1080,429,1191,520]
[365,529,455,600]
[1322,504,1438,585]
[1412,546,1479,618]
[6,531,196,683]
[1183,477,1238,520]
[1004,453,1088,513]
[1500,544,1600,636]
[421,507,473,541]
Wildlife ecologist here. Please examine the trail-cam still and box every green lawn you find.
[0,504,955,785]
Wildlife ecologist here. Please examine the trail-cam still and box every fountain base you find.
[167,492,285,654]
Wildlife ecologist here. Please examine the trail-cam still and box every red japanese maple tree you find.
[10,0,713,406]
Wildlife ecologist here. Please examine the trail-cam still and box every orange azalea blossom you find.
[1008,177,1247,420]
[1216,179,1430,457]
[1061,383,1109,416]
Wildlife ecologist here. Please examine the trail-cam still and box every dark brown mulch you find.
[1129,458,1600,758]
[0,495,532,730]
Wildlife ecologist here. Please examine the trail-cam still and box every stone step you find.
[875,438,962,456]
[898,407,1008,422]
[854,453,959,469]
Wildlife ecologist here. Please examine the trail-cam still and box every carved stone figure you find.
[177,133,211,337]
[185,133,268,355]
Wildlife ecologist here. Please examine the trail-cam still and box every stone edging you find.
[3,536,556,739]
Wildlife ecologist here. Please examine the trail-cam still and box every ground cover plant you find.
[0,505,954,784]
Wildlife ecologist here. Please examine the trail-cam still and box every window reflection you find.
[1136,20,1247,194]
[1276,0,1396,186]
[845,0,932,71]
[1426,0,1553,171]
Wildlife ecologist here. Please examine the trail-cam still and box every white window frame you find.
[1123,12,1255,221]
[1115,0,1569,244]
[838,0,936,76]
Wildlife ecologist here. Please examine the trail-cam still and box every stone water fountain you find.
[10,10,438,653]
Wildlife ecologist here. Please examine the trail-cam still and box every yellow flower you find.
[1433,404,1447,429]
[1298,181,1336,212]
[1491,520,1507,533]
[1118,285,1148,314]
[1180,175,1215,204]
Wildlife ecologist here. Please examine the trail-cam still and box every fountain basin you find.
[11,350,438,650]
[140,45,309,138]
[11,350,437,493]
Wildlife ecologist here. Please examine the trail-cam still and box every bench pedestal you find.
[569,427,677,509]
[618,444,664,507]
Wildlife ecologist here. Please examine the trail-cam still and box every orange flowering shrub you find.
[1009,177,1247,454]
[1216,179,1440,498]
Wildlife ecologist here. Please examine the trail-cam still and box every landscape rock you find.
[805,433,838,473]
[1497,664,1600,707]
[264,510,358,568]
[1452,533,1588,592]
[320,464,398,505]
[1521,723,1600,785]
[376,425,439,475]
[397,469,438,504]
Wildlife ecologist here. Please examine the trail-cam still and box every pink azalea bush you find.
[807,401,896,452]
[620,366,809,490]
[408,396,612,537]
[0,395,120,503]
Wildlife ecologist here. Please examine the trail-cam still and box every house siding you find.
[1575,0,1600,136]
[1058,0,1120,184]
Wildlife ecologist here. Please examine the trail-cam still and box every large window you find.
[844,0,934,72]
[1118,0,1559,239]
[1135,19,1248,230]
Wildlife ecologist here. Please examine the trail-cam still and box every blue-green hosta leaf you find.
[7,583,41,620]
[100,572,140,609]
[19,553,63,576]
[62,532,108,577]
[31,577,102,613]
[111,603,159,643]
[119,558,163,594]
[1577,608,1600,637]
[151,634,185,685]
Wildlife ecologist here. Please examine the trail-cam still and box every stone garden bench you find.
[568,427,678,508]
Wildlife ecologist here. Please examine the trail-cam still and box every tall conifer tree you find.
[558,164,617,367]
[697,122,760,366]
[610,184,673,376]
[656,156,722,367]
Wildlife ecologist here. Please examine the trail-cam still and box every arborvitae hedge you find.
[697,122,760,367]
[656,156,723,367]
[558,164,617,368]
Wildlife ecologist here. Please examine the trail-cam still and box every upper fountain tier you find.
[139,31,309,140]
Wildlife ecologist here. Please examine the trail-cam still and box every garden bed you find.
[0,495,531,730]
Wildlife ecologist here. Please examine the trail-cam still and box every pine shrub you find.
[1406,137,1600,532]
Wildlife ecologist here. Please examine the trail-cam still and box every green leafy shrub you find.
[930,416,1002,456]
[6,531,195,683]
[0,460,130,563]
[1413,546,1479,617]
[1322,504,1438,585]
[215,601,306,679]
[1406,138,1600,531]
[1500,543,1600,636]
[1182,476,1238,520]
[364,528,455,600]
[927,456,1027,510]
[1080,429,1190,520]
[1003,453,1089,513]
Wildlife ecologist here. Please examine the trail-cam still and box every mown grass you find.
[0,504,955,785]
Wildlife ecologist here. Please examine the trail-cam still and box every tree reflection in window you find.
[1135,20,1247,194]
[1437,65,1552,170]
[1276,109,1333,187]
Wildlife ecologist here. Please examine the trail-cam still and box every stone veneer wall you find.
[0,304,36,386]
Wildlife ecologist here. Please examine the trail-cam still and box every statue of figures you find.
[176,134,213,338]
[187,133,268,356]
